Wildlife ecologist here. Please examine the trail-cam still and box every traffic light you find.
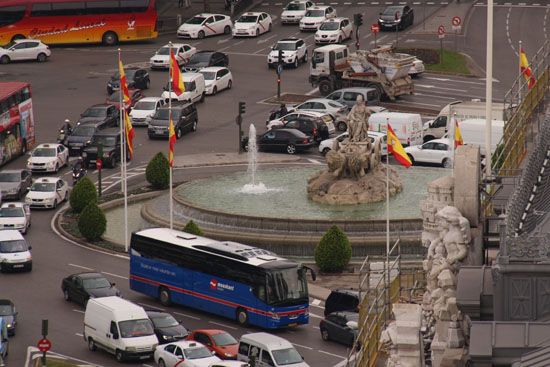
[239,101,246,115]
[354,13,363,27]
[278,49,283,64]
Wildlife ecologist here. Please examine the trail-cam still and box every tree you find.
[70,177,98,213]
[183,220,203,236]
[315,225,352,272]
[146,152,170,190]
[78,203,106,242]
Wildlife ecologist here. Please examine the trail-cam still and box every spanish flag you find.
[168,116,176,167]
[520,47,536,90]
[118,60,131,105]
[170,48,185,96]
[454,120,463,148]
[124,111,134,160]
[387,124,412,168]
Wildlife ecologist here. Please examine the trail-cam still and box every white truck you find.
[451,118,504,156]
[309,44,415,100]
[423,100,509,142]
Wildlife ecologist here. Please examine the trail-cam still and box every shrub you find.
[78,203,106,242]
[183,220,203,236]
[70,177,98,213]
[146,152,170,190]
[315,225,352,272]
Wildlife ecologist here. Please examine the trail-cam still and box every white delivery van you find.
[84,296,158,362]
[454,118,504,156]
[368,112,423,146]
[0,230,32,272]
[161,72,205,104]
[237,332,310,367]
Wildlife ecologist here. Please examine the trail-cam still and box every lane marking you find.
[292,342,313,350]
[319,350,346,359]
[73,309,85,314]
[423,76,485,86]
[75,333,84,337]
[307,158,322,164]
[415,84,467,92]
[313,326,320,329]
[138,302,165,311]
[311,299,322,306]
[174,311,201,320]
[309,312,323,318]
[209,321,238,330]
[102,271,129,280]
[69,263,94,271]
[306,87,319,95]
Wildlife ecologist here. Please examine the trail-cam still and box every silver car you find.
[326,87,381,110]
[0,169,32,200]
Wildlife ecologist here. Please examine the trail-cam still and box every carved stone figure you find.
[347,95,371,142]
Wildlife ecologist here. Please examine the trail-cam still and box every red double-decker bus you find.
[0,82,35,167]
[0,0,158,46]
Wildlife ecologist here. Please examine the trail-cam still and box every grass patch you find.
[425,49,471,75]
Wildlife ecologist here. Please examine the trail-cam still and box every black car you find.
[183,51,229,72]
[148,102,198,139]
[279,117,330,142]
[0,300,17,336]
[107,67,150,95]
[68,105,120,156]
[324,289,360,316]
[82,129,127,168]
[319,311,358,347]
[378,5,414,31]
[61,272,121,306]
[243,128,315,155]
[146,311,188,344]
[0,169,32,200]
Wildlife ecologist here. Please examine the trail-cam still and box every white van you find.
[368,112,423,146]
[161,72,205,104]
[454,118,504,156]
[237,332,310,367]
[0,230,32,272]
[83,296,158,362]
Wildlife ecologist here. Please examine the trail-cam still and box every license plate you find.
[12,264,24,268]
[139,355,149,360]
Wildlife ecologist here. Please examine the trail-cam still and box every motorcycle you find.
[72,164,87,185]
[57,121,73,145]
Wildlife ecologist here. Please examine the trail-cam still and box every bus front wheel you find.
[102,31,118,46]
[159,287,172,306]
[236,308,248,326]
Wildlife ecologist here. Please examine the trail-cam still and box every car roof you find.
[289,110,327,117]
[13,39,43,43]
[33,177,61,184]
[240,332,293,348]
[35,143,60,149]
[241,12,263,15]
[145,310,172,317]
[191,329,226,335]
[1,202,25,209]
[427,138,452,145]
[139,97,164,102]
[197,13,225,17]
[332,288,360,296]
[0,229,24,241]
[200,66,227,72]
[72,272,104,279]
[278,38,302,43]
[310,5,330,10]
[323,17,348,22]
[168,340,207,349]
[303,98,335,104]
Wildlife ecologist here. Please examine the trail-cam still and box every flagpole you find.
[385,118,390,316]
[485,0,493,179]
[451,110,455,173]
[118,49,124,195]
[169,41,174,230]
[118,49,129,252]
[518,40,522,103]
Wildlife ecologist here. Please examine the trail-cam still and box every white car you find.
[130,97,166,126]
[409,57,425,77]
[291,98,347,118]
[177,13,232,39]
[232,12,272,37]
[27,143,69,173]
[319,131,388,156]
[299,6,337,31]
[0,39,51,64]
[209,362,248,367]
[281,0,314,24]
[267,110,335,134]
[404,138,453,168]
[315,17,353,44]
[200,67,233,95]
[25,177,69,209]
[267,38,308,68]
[150,43,196,69]
[154,340,221,367]
[0,202,31,234]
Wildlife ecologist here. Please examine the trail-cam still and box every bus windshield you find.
[266,267,308,306]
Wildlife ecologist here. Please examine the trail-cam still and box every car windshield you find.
[32,148,56,157]
[134,101,157,110]
[30,182,55,192]
[320,21,339,30]
[272,348,303,365]
[0,172,19,182]
[113,69,136,79]
[184,346,212,359]
[118,319,154,338]
[0,207,24,217]
[91,136,117,146]
[151,314,179,328]
[83,277,111,289]
[154,109,182,120]
[212,332,238,346]
[286,3,305,10]
[82,107,106,118]
[157,47,178,55]
[190,53,212,63]
[200,71,216,80]
[273,42,296,51]
[266,266,308,306]
[238,15,258,23]
[0,240,28,253]
[0,305,13,316]
[186,16,206,24]
[305,9,324,17]
[383,6,402,16]
[72,125,96,136]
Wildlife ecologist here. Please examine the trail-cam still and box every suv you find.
[277,116,330,142]
[267,38,308,68]
[82,129,126,168]
[69,105,119,156]
[326,87,381,110]
[183,51,229,72]
[107,67,150,95]
[148,103,198,139]
[324,289,360,316]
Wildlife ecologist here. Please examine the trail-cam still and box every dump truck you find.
[308,44,415,100]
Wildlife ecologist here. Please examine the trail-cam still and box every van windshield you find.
[118,319,154,338]
[272,347,303,365]
[0,240,28,253]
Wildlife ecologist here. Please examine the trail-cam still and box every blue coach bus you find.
[129,228,316,329]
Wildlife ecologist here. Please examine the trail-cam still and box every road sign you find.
[96,159,102,170]
[438,25,445,38]
[37,338,51,352]
[371,24,380,33]
[452,16,462,27]
[277,64,283,76]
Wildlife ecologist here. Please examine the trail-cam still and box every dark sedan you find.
[378,5,414,31]
[319,311,359,347]
[0,300,17,336]
[0,169,32,200]
[107,67,150,95]
[243,128,315,154]
[61,272,121,306]
[182,51,229,72]
[82,129,126,168]
[105,88,145,112]
[146,311,188,344]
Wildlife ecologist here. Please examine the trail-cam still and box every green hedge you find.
[183,220,204,236]
[315,225,352,272]
[78,203,106,242]
[146,152,170,190]
[69,177,98,213]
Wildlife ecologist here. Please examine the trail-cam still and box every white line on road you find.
[307,158,322,164]
[292,342,313,350]
[423,76,485,86]
[174,311,201,320]
[73,309,85,314]
[142,364,154,367]
[311,299,322,306]
[257,34,276,44]
[225,51,268,57]
[415,84,467,92]
[138,303,165,311]
[75,333,84,337]
[101,271,128,280]
[414,92,459,100]
[69,263,94,271]
[305,87,319,95]
[319,350,346,359]
[313,326,320,329]
[396,100,441,108]
[209,321,238,330]
[309,312,323,318]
